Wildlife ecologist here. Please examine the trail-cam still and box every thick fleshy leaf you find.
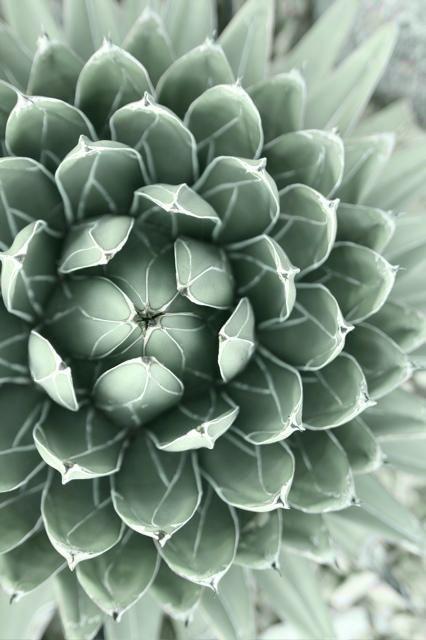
[148,389,238,452]
[150,561,202,618]
[0,157,65,249]
[0,472,44,553]
[196,156,279,244]
[218,297,255,382]
[59,215,134,274]
[273,184,337,275]
[336,203,395,253]
[55,138,144,223]
[111,96,198,185]
[363,389,426,441]
[0,25,32,90]
[0,580,55,640]
[2,0,61,52]
[94,357,183,428]
[264,129,344,197]
[64,0,121,60]
[230,235,297,327]
[345,324,412,400]
[104,594,163,640]
[289,431,355,513]
[0,530,64,601]
[368,300,426,353]
[34,403,126,483]
[201,431,295,511]
[218,0,274,87]
[42,474,123,569]
[159,484,238,590]
[174,237,234,309]
[0,384,43,492]
[302,353,372,430]
[112,430,201,544]
[77,530,159,620]
[312,242,396,323]
[27,35,83,103]
[0,81,17,150]
[0,220,59,322]
[123,9,174,85]
[226,352,302,444]
[5,95,96,172]
[184,84,263,167]
[235,510,281,569]
[282,511,334,564]
[0,300,31,385]
[55,570,103,640]
[164,0,216,57]
[259,284,350,370]
[381,438,426,476]
[334,416,383,475]
[131,184,219,240]
[46,277,138,360]
[157,42,234,118]
[249,71,306,142]
[305,24,398,134]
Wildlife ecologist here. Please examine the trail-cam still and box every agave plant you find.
[0,0,425,638]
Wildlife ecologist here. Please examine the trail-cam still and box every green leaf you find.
[157,42,234,118]
[112,430,201,544]
[334,416,383,474]
[368,300,426,353]
[75,42,153,135]
[94,357,183,428]
[123,9,174,85]
[255,550,336,640]
[0,530,64,600]
[301,353,372,429]
[34,403,126,483]
[42,474,123,569]
[77,530,159,620]
[363,389,426,441]
[381,438,426,476]
[336,203,395,253]
[184,84,263,167]
[0,384,43,492]
[64,0,121,60]
[218,297,255,382]
[2,0,61,52]
[0,81,17,150]
[201,431,294,511]
[249,71,306,143]
[55,570,103,640]
[264,129,344,197]
[159,484,238,590]
[282,511,334,565]
[27,35,83,103]
[5,95,96,173]
[230,235,297,327]
[131,183,219,240]
[219,0,274,88]
[164,0,216,58]
[0,580,55,640]
[150,561,202,618]
[273,184,337,275]
[148,389,238,452]
[235,510,281,569]
[305,24,398,134]
[111,95,198,185]
[196,156,279,244]
[345,324,412,400]
[312,242,396,323]
[226,352,302,444]
[58,215,134,274]
[0,25,32,90]
[0,220,59,323]
[259,284,350,370]
[55,138,144,223]
[104,593,163,640]
[0,472,44,553]
[0,301,31,386]
[273,0,357,93]
[0,157,66,249]
[174,236,234,309]
[46,277,138,360]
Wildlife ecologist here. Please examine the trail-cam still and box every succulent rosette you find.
[0,0,425,638]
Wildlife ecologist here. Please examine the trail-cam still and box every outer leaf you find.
[0,580,55,640]
[34,403,126,483]
[104,594,163,640]
[0,25,32,90]
[336,203,395,253]
[363,389,426,441]
[281,511,335,565]
[301,353,372,429]
[289,431,355,513]
[334,416,383,475]
[2,0,61,52]
[201,431,295,511]
[218,0,274,87]
[0,301,31,386]
[164,0,216,58]
[76,530,159,620]
[368,300,426,353]
[55,570,103,640]
[380,438,426,476]
[42,474,123,569]
[218,297,255,383]
[159,484,238,590]
[64,0,121,60]
[112,430,201,544]
[235,510,281,569]
[0,81,17,150]
[150,562,202,619]
[0,471,44,553]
